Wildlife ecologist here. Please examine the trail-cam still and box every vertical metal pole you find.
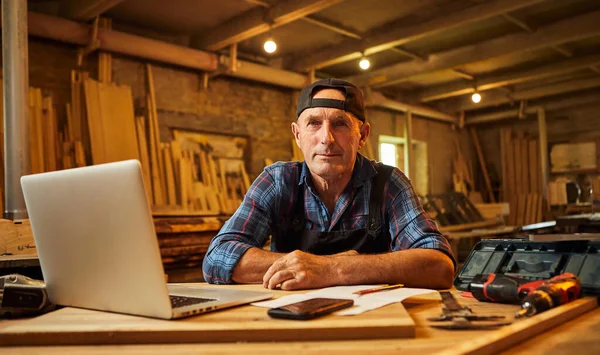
[404,111,413,180]
[537,107,548,201]
[3,0,30,220]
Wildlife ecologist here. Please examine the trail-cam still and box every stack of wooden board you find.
[140,64,252,216]
[500,128,544,226]
[84,78,139,165]
[154,216,224,281]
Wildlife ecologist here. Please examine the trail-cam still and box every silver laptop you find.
[20,160,273,319]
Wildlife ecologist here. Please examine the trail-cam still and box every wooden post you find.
[537,107,549,200]
[308,68,316,84]
[404,111,413,180]
[229,43,237,73]
[470,127,496,202]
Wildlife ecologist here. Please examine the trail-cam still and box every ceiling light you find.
[263,39,277,54]
[359,57,370,70]
[471,92,481,103]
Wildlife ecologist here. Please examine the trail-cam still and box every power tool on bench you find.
[0,274,55,318]
[469,272,582,317]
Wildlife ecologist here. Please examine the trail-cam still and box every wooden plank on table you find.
[0,285,416,346]
[436,297,597,355]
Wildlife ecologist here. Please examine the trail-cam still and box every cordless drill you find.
[469,273,545,304]
[515,273,581,318]
[469,272,582,317]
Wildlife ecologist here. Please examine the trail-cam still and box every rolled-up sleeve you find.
[202,169,278,284]
[386,169,456,267]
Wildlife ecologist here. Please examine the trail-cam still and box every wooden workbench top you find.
[0,284,598,354]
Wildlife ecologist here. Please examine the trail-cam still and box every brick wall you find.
[111,56,296,178]
[10,37,462,192]
[1,38,96,127]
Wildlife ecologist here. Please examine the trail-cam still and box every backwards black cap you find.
[296,78,366,122]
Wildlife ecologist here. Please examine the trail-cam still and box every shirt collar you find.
[298,153,377,188]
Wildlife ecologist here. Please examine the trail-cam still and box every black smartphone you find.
[267,298,354,320]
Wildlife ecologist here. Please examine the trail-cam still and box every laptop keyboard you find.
[170,295,216,308]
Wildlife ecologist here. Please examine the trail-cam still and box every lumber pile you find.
[0,61,252,218]
[138,65,251,216]
[154,216,224,281]
[500,128,545,226]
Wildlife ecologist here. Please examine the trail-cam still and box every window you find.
[379,135,429,196]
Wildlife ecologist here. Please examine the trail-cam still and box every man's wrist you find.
[328,254,352,284]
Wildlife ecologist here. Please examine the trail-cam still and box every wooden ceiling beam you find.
[465,90,600,125]
[451,69,475,80]
[300,16,361,39]
[288,0,546,71]
[192,0,344,51]
[417,53,600,102]
[456,76,600,112]
[502,12,575,58]
[344,10,600,88]
[60,0,125,21]
[366,92,456,124]
[389,47,428,61]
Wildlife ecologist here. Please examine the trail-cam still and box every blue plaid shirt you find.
[202,153,455,284]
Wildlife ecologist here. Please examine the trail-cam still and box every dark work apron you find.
[274,163,394,255]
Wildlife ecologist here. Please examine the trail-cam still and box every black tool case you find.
[454,239,600,296]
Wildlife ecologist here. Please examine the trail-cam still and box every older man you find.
[203,78,455,290]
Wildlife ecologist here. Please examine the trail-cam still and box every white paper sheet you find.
[251,285,435,315]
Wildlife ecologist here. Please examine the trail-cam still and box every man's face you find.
[291,88,370,181]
